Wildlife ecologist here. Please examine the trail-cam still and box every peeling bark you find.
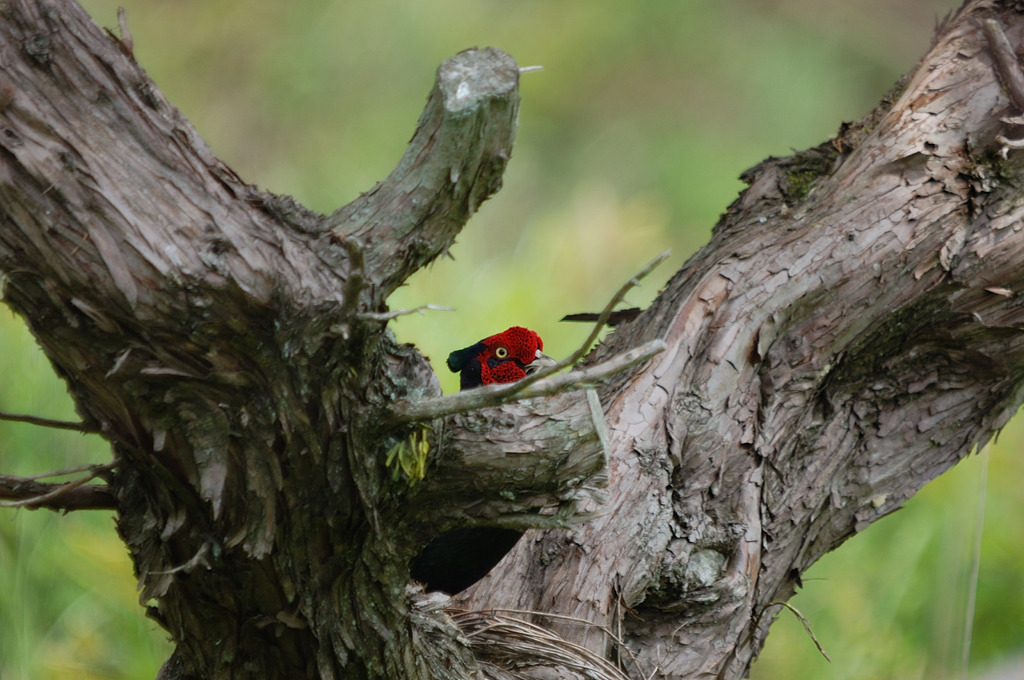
[0,2,585,677]
[458,2,1024,678]
[2,1,1024,679]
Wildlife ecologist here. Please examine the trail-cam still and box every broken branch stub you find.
[328,46,521,301]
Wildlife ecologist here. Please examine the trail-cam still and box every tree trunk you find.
[2,0,1023,679]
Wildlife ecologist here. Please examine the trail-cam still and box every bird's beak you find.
[524,349,557,375]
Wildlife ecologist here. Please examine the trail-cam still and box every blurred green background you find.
[2,0,1021,678]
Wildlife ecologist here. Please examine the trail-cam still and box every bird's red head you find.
[447,326,547,390]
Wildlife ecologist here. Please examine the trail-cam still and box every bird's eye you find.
[494,346,509,359]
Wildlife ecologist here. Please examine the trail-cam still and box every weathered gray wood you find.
[3,0,1024,679]
[458,3,1024,677]
[0,2,606,678]
[401,390,610,536]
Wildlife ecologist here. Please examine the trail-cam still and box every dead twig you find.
[0,409,100,433]
[0,462,117,511]
[513,249,669,388]
[984,18,1024,156]
[763,600,832,663]
[361,304,454,322]
[983,18,1024,111]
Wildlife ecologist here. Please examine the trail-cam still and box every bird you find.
[409,326,554,595]
[445,325,553,390]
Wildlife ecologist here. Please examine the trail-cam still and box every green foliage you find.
[385,428,431,486]
[6,1,1020,679]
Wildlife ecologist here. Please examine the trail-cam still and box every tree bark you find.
[2,0,1023,679]
[458,2,1024,676]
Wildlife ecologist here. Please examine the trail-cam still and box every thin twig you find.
[764,600,832,663]
[392,339,665,423]
[0,475,117,510]
[117,6,134,56]
[19,462,109,481]
[0,462,117,510]
[0,409,100,433]
[511,250,669,392]
[565,249,669,367]
[361,304,455,321]
[983,19,1024,112]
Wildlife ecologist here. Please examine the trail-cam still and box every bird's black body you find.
[408,327,548,594]
[445,342,486,373]
[409,527,522,595]
[445,341,486,390]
